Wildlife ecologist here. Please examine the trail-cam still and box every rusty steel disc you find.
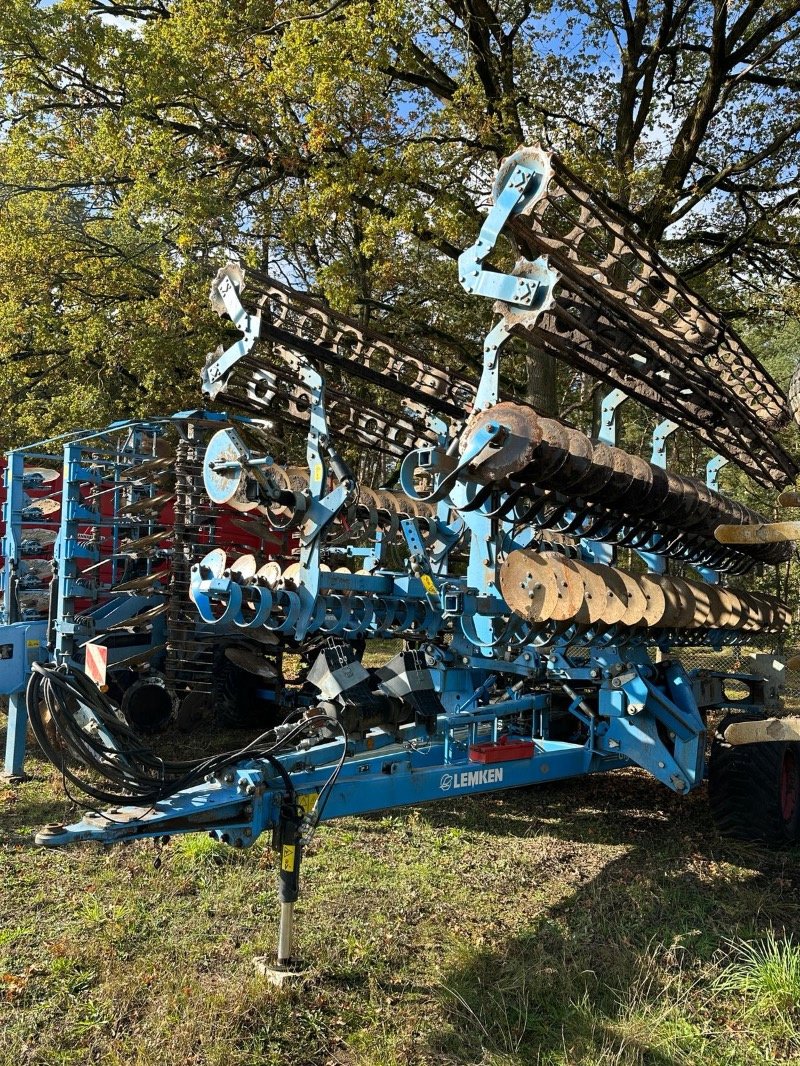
[578,561,628,626]
[534,418,571,482]
[500,551,561,623]
[682,578,713,628]
[374,491,399,515]
[557,430,595,492]
[224,646,278,680]
[537,551,586,621]
[356,485,381,512]
[615,568,649,627]
[461,402,543,483]
[711,586,741,629]
[121,491,174,516]
[635,573,668,627]
[229,554,257,580]
[232,517,282,546]
[22,495,60,516]
[286,466,310,492]
[664,575,697,629]
[576,442,620,500]
[256,560,283,588]
[702,584,729,629]
[778,490,800,508]
[646,574,690,629]
[560,557,605,626]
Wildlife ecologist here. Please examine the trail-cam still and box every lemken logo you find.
[439,768,503,791]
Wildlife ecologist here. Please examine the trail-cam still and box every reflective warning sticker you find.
[421,573,436,594]
[281,845,296,873]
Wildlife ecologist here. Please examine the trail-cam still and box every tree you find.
[1,0,799,442]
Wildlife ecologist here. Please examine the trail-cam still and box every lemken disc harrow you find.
[18,145,800,975]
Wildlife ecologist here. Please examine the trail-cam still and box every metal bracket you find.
[202,266,262,399]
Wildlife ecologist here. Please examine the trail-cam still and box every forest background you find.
[2,0,800,571]
[4,7,800,1066]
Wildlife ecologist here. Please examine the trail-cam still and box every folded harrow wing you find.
[1,413,303,777]
[27,147,800,975]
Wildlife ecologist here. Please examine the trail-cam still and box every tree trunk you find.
[526,346,557,416]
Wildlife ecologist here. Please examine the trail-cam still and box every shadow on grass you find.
[422,772,800,1064]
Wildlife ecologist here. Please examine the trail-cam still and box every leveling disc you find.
[106,603,169,630]
[21,528,57,546]
[256,561,283,588]
[229,554,257,580]
[499,551,560,623]
[203,428,255,512]
[539,552,586,622]
[122,456,173,481]
[120,529,170,553]
[778,490,800,508]
[579,561,628,627]
[683,578,713,628]
[615,568,649,627]
[636,573,668,627]
[121,491,173,516]
[664,575,697,629]
[224,646,278,680]
[231,517,282,547]
[22,466,59,486]
[111,570,166,593]
[241,626,281,647]
[198,548,227,579]
[461,402,543,483]
[22,495,60,516]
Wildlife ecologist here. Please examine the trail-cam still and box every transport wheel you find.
[709,713,800,845]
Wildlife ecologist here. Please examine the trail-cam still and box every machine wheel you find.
[709,713,800,845]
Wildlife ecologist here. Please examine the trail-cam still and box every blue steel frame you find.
[1,410,254,776]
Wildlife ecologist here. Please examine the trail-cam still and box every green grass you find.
[3,725,800,1065]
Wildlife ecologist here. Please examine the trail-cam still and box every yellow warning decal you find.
[281,845,296,873]
[298,793,319,815]
[26,639,40,648]
[421,573,436,594]
[313,463,323,482]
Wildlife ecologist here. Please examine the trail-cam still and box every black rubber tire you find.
[709,713,800,845]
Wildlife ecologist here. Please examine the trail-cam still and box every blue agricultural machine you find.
[9,147,800,975]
